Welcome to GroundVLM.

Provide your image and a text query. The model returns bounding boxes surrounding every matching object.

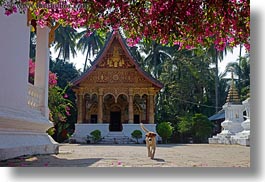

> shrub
[156,122,173,143]
[131,130,142,144]
[89,130,101,143]
[178,116,192,134]
[192,113,213,143]
[178,113,213,143]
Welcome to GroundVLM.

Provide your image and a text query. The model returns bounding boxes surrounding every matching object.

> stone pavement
[0,144,250,167]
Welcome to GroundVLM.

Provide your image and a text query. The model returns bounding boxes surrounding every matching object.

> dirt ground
[0,144,250,167]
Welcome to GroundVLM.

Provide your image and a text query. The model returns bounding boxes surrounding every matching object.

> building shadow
[0,155,102,167]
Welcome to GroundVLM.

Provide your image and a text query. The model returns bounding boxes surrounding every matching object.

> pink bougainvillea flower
[29,59,35,76]
[4,9,12,16]
[28,59,58,87]
[48,71,58,87]
[66,110,71,116]
[3,0,250,51]
[12,6,17,13]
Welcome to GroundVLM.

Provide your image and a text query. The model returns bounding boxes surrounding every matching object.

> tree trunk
[215,49,219,113]
[238,44,242,96]
[57,48,62,59]
[83,49,90,72]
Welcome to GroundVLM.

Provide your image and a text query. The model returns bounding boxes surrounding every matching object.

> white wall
[72,123,160,143]
[0,8,30,109]
[0,9,58,161]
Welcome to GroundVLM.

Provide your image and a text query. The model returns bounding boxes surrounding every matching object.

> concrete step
[98,132,134,144]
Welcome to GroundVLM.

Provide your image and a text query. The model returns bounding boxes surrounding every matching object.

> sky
[50,43,245,77]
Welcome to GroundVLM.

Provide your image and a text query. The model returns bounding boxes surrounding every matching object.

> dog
[140,123,156,159]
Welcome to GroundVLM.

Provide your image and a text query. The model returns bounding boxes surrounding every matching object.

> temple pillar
[35,26,50,118]
[128,94,134,124]
[98,90,103,123]
[0,14,28,109]
[149,94,155,124]
[77,93,84,123]
[146,96,149,123]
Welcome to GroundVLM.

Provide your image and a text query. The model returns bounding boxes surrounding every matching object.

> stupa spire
[226,71,241,104]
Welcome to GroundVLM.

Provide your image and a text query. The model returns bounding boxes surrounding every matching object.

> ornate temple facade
[71,31,163,143]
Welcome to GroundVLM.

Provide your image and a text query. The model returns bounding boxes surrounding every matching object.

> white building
[0,9,58,160]
[208,72,250,146]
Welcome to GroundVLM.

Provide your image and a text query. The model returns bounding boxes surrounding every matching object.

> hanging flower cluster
[1,0,250,51]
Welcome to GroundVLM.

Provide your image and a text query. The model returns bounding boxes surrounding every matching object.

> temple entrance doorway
[110,111,122,131]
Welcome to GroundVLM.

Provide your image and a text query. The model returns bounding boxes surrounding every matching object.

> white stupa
[209,72,244,144]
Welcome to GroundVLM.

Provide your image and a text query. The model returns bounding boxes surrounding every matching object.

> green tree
[178,113,213,143]
[50,58,80,88]
[131,130,143,144]
[141,41,173,79]
[77,30,105,72]
[206,45,232,113]
[156,122,173,144]
[54,26,78,62]
[178,116,192,135]
[157,48,216,119]
[177,115,193,143]
[192,114,213,143]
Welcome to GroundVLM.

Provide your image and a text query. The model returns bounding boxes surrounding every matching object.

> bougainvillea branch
[1,0,250,51]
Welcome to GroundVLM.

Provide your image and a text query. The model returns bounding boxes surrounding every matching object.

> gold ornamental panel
[98,41,134,69]
[83,68,152,86]
[103,88,129,101]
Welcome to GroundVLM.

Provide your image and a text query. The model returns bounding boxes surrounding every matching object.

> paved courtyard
[0,144,250,167]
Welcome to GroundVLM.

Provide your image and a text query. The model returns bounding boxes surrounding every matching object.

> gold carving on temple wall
[78,87,158,100]
[132,88,150,96]
[82,69,151,86]
[98,42,133,69]
[109,46,123,67]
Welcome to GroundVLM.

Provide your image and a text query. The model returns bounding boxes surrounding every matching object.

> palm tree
[224,54,250,100]
[142,41,175,79]
[77,30,105,72]
[54,26,78,62]
[236,44,250,98]
[157,48,215,118]
[207,45,232,113]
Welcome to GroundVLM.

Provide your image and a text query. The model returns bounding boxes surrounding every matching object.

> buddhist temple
[70,31,163,144]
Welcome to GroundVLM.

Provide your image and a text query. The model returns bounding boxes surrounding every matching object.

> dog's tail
[140,123,150,133]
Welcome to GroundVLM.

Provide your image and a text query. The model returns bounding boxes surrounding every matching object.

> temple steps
[99,132,134,144]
